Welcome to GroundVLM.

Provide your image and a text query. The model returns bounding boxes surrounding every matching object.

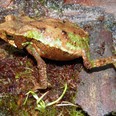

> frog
[0,15,115,90]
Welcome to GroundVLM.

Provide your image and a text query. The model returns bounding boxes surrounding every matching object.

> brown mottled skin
[0,15,115,89]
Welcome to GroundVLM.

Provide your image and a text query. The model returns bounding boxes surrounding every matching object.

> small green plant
[24,83,67,112]
[15,67,33,79]
[70,108,85,116]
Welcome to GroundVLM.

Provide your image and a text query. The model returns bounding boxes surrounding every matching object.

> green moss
[0,96,30,116]
[70,108,85,116]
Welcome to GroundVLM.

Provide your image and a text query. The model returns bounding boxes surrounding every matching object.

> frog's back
[24,17,90,56]
[0,15,90,60]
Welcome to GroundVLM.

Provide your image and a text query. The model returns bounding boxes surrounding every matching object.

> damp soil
[0,40,82,115]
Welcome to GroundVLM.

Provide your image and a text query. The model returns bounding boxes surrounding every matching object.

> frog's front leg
[82,51,116,69]
[26,43,48,90]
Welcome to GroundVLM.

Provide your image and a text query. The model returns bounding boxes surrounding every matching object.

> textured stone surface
[0,1,115,115]
[75,24,116,116]
[64,0,116,17]
[0,0,13,8]
[76,68,116,116]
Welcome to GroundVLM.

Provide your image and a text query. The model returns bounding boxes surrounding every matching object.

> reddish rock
[0,0,13,8]
[76,68,116,116]
[64,0,116,16]
[64,0,85,4]
[64,0,97,6]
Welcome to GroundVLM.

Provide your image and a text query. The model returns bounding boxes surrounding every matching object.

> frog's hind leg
[91,56,116,68]
[26,43,48,90]
[82,51,116,69]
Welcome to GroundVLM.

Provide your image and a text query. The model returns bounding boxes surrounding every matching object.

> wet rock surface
[75,18,116,116]
[76,68,116,116]
[64,0,116,17]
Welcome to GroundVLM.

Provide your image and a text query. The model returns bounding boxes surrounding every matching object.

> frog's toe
[47,82,52,88]
[32,82,51,90]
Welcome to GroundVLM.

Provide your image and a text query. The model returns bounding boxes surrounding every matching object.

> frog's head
[0,30,16,47]
[0,30,8,42]
[0,15,34,49]
[0,15,16,46]
[0,30,30,49]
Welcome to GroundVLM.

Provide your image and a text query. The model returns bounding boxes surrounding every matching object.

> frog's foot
[35,64,51,90]
[92,56,116,68]
[82,51,116,69]
[84,56,116,69]
[32,81,51,91]
[26,43,49,90]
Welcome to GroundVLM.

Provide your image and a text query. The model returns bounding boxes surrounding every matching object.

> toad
[0,15,115,89]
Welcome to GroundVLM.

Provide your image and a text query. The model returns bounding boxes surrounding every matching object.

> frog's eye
[62,30,67,35]
[6,35,17,47]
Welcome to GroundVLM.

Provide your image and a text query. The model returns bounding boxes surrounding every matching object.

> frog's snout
[0,30,8,42]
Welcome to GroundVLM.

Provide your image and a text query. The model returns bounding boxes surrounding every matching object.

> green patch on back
[66,32,84,50]
[66,42,81,50]
[24,30,62,47]
[50,38,62,47]
[68,32,81,43]
[67,32,90,50]
[24,30,43,41]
